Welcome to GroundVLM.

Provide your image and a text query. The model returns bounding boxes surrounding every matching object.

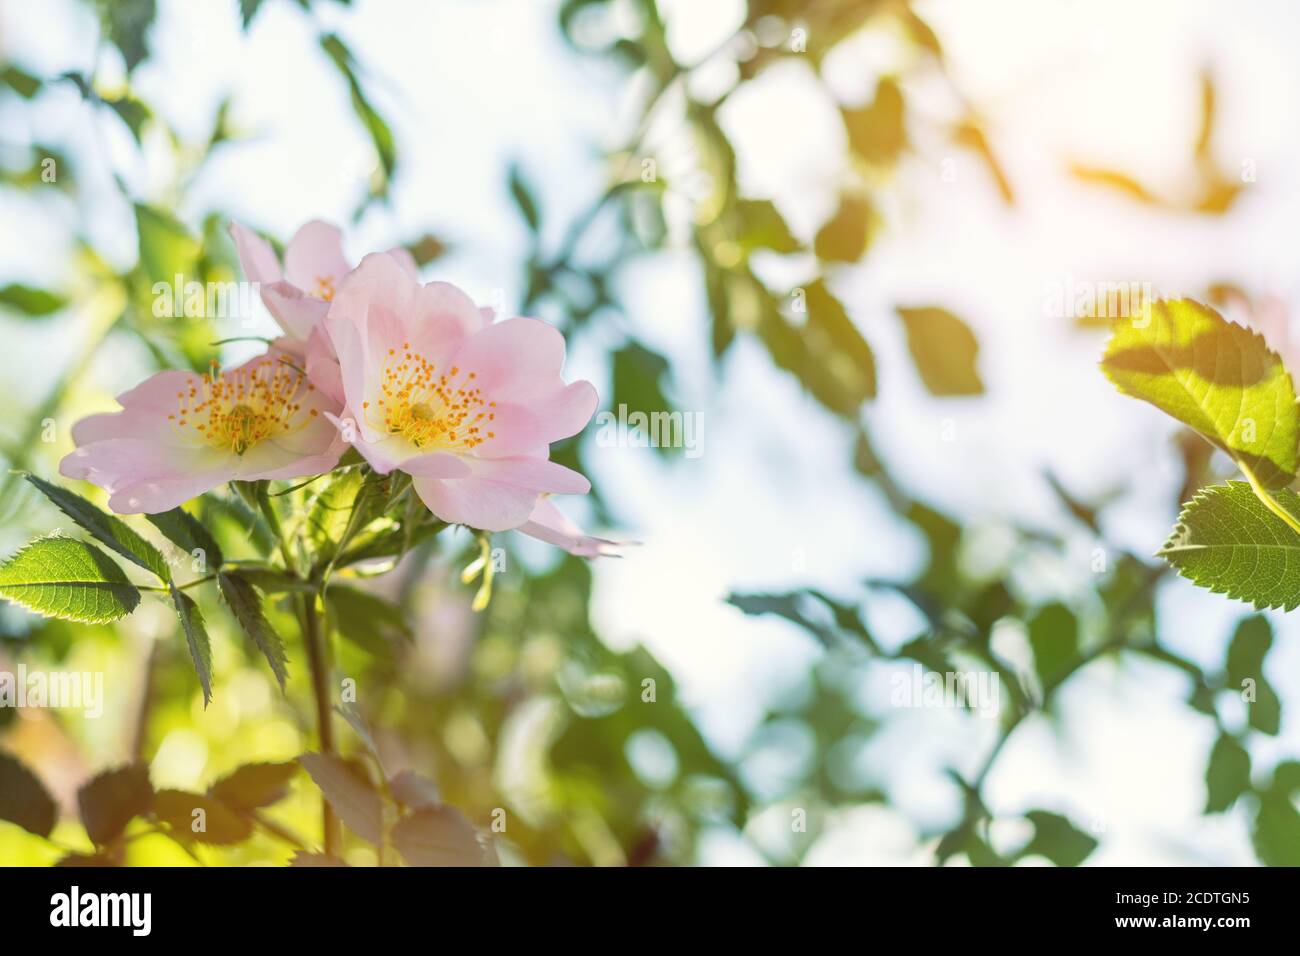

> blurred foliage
[0,0,1292,868]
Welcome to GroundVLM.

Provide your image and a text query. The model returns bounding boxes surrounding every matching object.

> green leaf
[208,761,298,812]
[1205,733,1251,813]
[1027,603,1079,691]
[735,199,799,254]
[217,572,287,690]
[1019,810,1098,867]
[611,343,677,457]
[169,584,214,706]
[842,76,906,168]
[319,34,396,195]
[238,0,266,29]
[762,281,875,417]
[1226,615,1281,735]
[508,162,542,233]
[152,790,253,845]
[25,475,169,580]
[896,306,984,396]
[391,806,496,867]
[0,751,58,838]
[135,204,201,285]
[145,507,224,571]
[226,567,314,594]
[1159,481,1300,610]
[298,752,383,845]
[1102,298,1299,488]
[0,535,140,623]
[308,468,365,557]
[327,585,412,659]
[0,65,42,99]
[814,194,875,263]
[96,0,156,73]
[0,283,65,316]
[78,764,153,845]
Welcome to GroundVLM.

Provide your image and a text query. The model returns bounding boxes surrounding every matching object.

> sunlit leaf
[814,194,875,263]
[1102,298,1299,488]
[896,306,983,396]
[842,77,906,168]
[25,474,170,581]
[735,198,799,254]
[1160,482,1300,610]
[0,535,140,624]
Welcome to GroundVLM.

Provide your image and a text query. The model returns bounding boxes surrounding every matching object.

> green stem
[1240,462,1300,537]
[254,480,340,855]
[300,590,340,855]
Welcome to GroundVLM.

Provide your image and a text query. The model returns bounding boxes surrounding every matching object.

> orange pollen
[173,355,311,455]
[365,345,491,452]
[314,275,336,301]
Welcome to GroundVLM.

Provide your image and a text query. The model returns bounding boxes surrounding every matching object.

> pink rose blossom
[60,350,346,514]
[318,253,609,549]
[230,219,417,350]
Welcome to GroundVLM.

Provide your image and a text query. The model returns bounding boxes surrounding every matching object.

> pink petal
[305,325,345,403]
[385,246,419,277]
[479,381,598,455]
[262,281,330,343]
[469,456,590,494]
[516,497,623,557]
[412,476,539,531]
[404,452,474,479]
[62,352,345,514]
[284,220,350,296]
[448,317,569,402]
[230,222,282,285]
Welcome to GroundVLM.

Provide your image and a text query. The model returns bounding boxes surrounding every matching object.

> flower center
[170,356,318,456]
[314,276,336,301]
[363,343,496,452]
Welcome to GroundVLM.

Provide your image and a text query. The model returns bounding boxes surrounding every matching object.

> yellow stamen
[365,344,493,452]
[174,355,313,456]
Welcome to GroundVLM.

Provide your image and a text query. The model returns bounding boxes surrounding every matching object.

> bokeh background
[2,0,1300,865]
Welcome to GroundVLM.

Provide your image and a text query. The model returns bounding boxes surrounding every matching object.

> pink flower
[60,350,346,514]
[230,220,417,350]
[319,253,607,547]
